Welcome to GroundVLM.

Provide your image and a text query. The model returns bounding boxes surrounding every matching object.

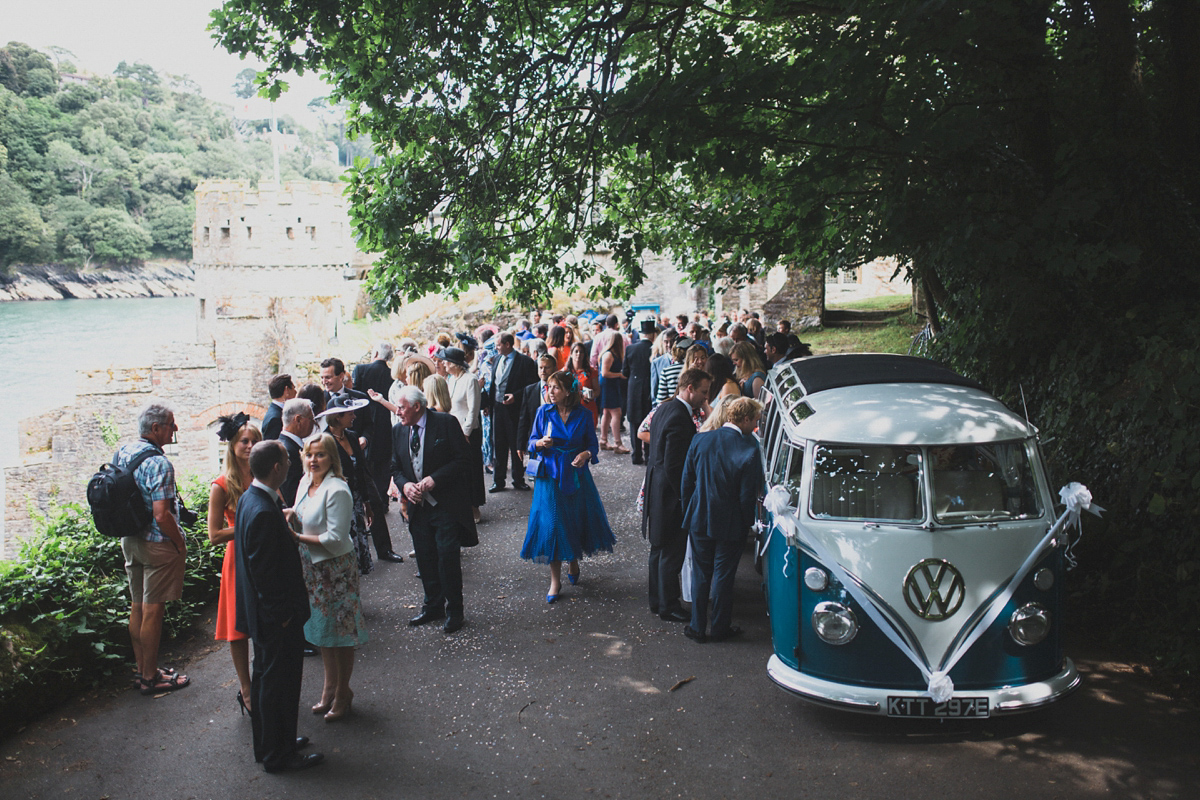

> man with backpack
[113,403,191,695]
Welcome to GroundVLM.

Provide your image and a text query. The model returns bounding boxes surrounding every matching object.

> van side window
[810,444,923,523]
[786,445,805,505]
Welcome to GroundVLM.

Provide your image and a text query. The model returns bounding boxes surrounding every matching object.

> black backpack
[86,446,160,538]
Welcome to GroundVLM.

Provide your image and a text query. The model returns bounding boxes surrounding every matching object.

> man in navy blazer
[680,397,765,643]
[642,368,711,622]
[261,374,295,440]
[391,385,478,634]
[622,320,658,465]
[235,440,323,773]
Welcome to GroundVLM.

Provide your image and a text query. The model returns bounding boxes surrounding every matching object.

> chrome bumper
[766,655,1081,717]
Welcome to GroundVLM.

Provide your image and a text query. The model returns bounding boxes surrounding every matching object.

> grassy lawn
[800,313,925,355]
[826,294,913,311]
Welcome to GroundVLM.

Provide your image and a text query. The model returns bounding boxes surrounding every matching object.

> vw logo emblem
[903,559,965,621]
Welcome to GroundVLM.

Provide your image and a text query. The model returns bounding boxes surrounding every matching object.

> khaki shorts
[122,538,185,605]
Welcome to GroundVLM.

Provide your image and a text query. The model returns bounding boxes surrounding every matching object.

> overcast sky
[4,0,329,124]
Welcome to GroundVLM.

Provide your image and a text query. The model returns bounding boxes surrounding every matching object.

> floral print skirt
[300,547,369,648]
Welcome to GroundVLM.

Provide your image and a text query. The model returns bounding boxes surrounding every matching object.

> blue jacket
[681,426,764,540]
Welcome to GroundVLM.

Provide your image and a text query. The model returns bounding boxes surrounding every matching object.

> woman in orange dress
[547,325,571,372]
[569,342,598,425]
[207,413,261,713]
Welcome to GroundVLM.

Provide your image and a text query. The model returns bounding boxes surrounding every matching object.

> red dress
[212,474,249,642]
[573,368,598,425]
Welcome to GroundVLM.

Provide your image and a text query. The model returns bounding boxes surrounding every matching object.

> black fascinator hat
[215,412,250,442]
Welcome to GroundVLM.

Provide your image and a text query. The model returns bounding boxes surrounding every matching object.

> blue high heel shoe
[567,571,579,586]
[546,593,559,604]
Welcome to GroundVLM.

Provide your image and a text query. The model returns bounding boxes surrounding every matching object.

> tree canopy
[211,0,1200,673]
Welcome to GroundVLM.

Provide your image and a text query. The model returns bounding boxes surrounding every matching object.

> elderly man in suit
[680,397,765,643]
[278,398,315,507]
[488,332,538,492]
[642,368,711,622]
[235,440,323,773]
[352,342,404,563]
[518,355,556,455]
[392,384,478,634]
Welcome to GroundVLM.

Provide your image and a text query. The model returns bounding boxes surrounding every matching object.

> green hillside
[0,41,355,270]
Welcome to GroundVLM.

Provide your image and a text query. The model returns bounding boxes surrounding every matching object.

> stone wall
[0,339,272,559]
[713,264,825,329]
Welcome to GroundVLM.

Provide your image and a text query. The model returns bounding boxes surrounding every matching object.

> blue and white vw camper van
[756,354,1084,717]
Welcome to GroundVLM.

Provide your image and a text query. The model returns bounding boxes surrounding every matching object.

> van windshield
[930,442,1043,523]
[810,444,923,523]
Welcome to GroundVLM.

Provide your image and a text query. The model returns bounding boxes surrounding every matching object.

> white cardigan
[447,371,481,437]
[293,474,354,563]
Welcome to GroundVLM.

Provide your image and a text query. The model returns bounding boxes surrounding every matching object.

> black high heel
[236,691,249,716]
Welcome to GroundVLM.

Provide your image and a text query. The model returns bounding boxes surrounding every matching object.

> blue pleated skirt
[520,472,615,564]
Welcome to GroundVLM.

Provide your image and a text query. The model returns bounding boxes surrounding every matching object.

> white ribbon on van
[763,483,1100,704]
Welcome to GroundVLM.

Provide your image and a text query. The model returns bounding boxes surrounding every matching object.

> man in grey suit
[680,397,765,643]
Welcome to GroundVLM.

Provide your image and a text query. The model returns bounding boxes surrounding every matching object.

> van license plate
[886,696,989,718]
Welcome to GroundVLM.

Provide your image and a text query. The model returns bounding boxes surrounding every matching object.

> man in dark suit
[352,342,404,562]
[680,397,765,643]
[391,385,478,634]
[278,398,315,507]
[517,355,556,456]
[623,320,658,465]
[642,368,711,622]
[262,374,295,440]
[235,440,323,774]
[487,332,538,492]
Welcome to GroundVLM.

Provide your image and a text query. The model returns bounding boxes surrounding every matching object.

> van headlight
[1009,603,1051,646]
[812,601,858,645]
[804,567,829,591]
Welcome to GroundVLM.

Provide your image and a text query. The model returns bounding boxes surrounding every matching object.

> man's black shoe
[683,626,707,643]
[488,484,507,493]
[659,609,690,623]
[378,551,405,563]
[409,610,446,626]
[513,482,531,491]
[264,752,324,773]
[709,626,744,643]
[296,736,310,749]
[631,457,645,466]
[443,616,465,634]
[302,642,319,657]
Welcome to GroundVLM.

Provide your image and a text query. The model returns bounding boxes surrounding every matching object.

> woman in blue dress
[521,371,616,602]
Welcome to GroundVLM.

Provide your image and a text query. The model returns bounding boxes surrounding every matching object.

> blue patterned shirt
[113,439,176,542]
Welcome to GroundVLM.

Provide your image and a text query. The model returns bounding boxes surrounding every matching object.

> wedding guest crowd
[109,303,804,774]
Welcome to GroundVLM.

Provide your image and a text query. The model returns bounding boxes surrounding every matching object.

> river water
[0,296,197,468]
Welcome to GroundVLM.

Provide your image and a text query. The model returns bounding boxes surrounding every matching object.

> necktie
[410,425,420,461]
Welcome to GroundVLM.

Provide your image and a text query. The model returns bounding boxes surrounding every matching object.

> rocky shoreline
[0,263,194,302]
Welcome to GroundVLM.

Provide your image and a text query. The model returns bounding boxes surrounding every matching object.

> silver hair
[282,397,315,426]
[527,338,547,357]
[395,384,428,409]
[714,336,735,356]
[374,341,394,361]
[138,403,174,436]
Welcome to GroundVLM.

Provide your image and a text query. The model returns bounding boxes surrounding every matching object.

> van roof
[780,354,983,394]
[766,354,1032,445]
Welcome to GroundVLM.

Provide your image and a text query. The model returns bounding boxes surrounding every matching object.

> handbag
[525,453,545,480]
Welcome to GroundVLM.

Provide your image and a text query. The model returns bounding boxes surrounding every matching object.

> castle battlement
[192,179,355,270]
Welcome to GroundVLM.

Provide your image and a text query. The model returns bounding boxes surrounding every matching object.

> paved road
[1,455,1196,799]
